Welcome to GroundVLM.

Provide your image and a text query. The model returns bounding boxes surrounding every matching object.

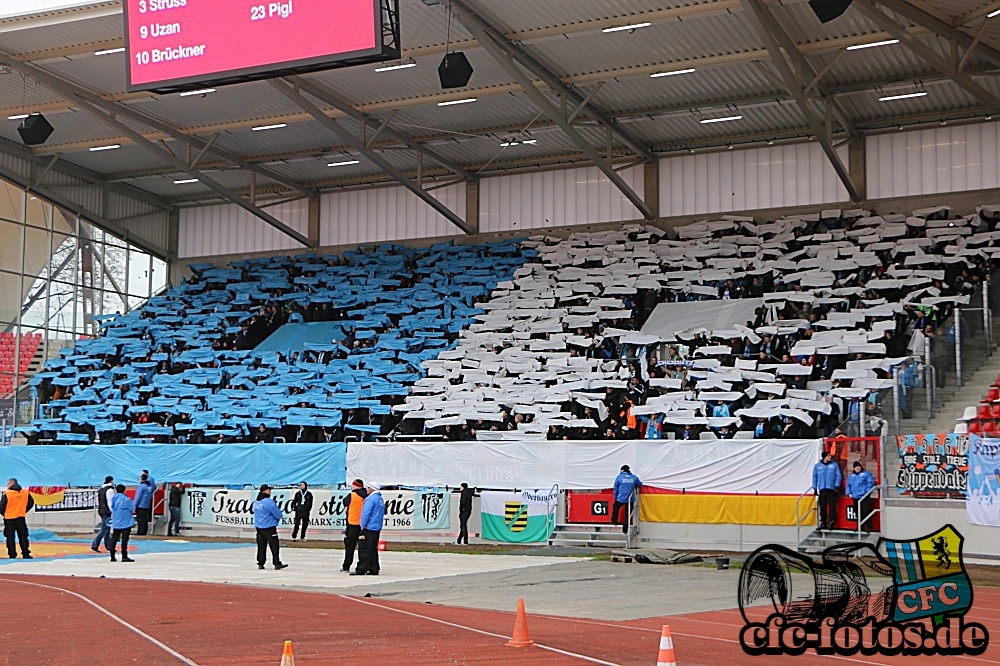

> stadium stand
[0,333,42,398]
[17,205,1000,446]
[21,241,528,444]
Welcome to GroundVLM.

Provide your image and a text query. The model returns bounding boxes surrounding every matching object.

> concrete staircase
[798,529,881,554]
[548,523,629,549]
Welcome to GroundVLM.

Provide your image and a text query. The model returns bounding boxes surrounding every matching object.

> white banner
[181,488,450,531]
[346,439,820,493]
[967,435,1000,527]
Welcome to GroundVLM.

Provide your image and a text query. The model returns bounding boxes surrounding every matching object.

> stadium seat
[978,405,991,420]
[986,388,1000,403]
[960,405,978,421]
[968,421,982,434]
[983,420,996,435]
[954,423,968,434]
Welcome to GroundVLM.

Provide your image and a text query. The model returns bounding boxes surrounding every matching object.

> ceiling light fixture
[879,91,927,101]
[94,47,125,56]
[847,39,899,50]
[522,139,537,145]
[651,68,695,78]
[700,115,742,124]
[376,60,416,72]
[174,178,198,184]
[602,22,651,33]
[327,160,360,167]
[251,123,287,131]
[179,88,216,97]
[8,113,29,120]
[437,97,476,106]
[989,9,1000,17]
[89,144,120,151]
[500,141,519,147]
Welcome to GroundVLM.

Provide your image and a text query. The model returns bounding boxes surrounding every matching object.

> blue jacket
[845,470,875,499]
[111,493,136,530]
[812,461,843,491]
[252,496,283,529]
[359,491,385,531]
[134,481,153,509]
[613,471,642,502]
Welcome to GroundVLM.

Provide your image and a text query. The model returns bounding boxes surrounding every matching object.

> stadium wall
[883,498,1000,560]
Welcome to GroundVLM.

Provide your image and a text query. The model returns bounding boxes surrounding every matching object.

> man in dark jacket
[134,473,154,536]
[290,482,313,540]
[456,483,477,545]
[91,475,115,552]
[341,479,367,572]
[812,453,843,530]
[167,482,184,537]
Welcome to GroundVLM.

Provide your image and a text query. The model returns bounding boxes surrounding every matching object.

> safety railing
[853,485,880,543]
[795,486,817,545]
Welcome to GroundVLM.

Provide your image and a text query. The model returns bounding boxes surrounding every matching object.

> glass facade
[0,179,166,437]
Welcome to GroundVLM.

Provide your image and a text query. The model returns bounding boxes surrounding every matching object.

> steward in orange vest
[341,480,368,573]
[0,478,34,559]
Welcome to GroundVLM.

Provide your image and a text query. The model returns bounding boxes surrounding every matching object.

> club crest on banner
[504,502,528,532]
[879,525,972,624]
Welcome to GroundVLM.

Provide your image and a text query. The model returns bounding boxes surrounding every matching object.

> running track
[0,575,996,665]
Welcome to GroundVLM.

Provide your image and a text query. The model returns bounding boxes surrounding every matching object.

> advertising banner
[480,489,557,543]
[31,488,98,512]
[181,487,450,531]
[896,433,969,495]
[967,434,1000,527]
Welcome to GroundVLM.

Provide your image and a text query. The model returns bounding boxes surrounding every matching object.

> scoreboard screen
[124,0,397,93]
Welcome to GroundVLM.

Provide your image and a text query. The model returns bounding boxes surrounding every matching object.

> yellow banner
[639,493,814,526]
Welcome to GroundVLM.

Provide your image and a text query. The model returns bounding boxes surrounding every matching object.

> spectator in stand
[813,453,842,531]
[290,482,313,541]
[456,482,476,545]
[845,462,876,533]
[167,482,184,537]
[341,479,367,573]
[252,485,287,570]
[134,473,154,536]
[91,475,115,553]
[109,484,135,562]
[611,465,642,535]
[1,478,33,559]
[352,482,384,576]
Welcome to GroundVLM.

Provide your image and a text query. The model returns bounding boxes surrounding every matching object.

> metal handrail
[853,485,880,542]
[545,482,559,544]
[795,486,817,545]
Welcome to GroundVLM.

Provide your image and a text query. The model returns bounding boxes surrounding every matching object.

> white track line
[0,577,199,666]
[339,595,622,666]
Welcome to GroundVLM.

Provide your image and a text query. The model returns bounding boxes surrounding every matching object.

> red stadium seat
[986,388,1000,403]
[984,420,997,435]
[990,404,1000,419]
[978,405,991,420]
[969,420,982,434]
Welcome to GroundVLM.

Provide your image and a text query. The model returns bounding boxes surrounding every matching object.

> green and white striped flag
[481,490,557,543]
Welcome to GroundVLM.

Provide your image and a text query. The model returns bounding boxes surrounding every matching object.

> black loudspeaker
[438,51,473,89]
[808,0,853,23]
[17,114,54,146]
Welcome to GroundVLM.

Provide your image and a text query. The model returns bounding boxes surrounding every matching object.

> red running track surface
[0,574,997,665]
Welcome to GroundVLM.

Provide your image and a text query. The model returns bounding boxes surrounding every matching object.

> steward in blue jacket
[109,484,135,562]
[812,453,842,530]
[133,473,153,536]
[353,484,385,576]
[252,485,286,570]
[611,466,642,534]
[845,462,876,532]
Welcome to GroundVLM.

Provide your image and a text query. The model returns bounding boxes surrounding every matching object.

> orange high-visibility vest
[347,490,365,526]
[3,489,29,519]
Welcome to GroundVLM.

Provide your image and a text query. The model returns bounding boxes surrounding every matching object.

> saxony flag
[481,490,557,543]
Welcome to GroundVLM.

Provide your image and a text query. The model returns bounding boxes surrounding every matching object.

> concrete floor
[0,546,575,592]
[364,559,742,620]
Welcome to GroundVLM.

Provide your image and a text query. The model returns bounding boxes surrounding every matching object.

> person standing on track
[109,484,136,562]
[456,482,477,545]
[167,482,184,537]
[351,482,384,576]
[611,465,642,535]
[91,475,115,553]
[341,479,367,573]
[1,478,33,559]
[290,482,313,541]
[134,473,154,536]
[252,485,287,570]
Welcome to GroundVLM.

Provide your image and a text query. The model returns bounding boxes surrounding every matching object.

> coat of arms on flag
[504,502,528,532]
[879,524,973,624]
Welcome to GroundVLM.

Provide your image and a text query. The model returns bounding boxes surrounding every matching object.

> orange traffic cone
[656,625,676,666]
[506,598,535,647]
[279,640,295,666]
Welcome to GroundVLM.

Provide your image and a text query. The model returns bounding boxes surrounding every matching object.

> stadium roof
[0,0,998,243]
